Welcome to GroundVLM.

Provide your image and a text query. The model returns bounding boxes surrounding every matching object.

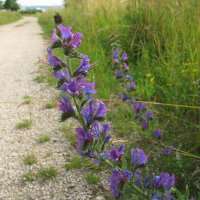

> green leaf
[184,185,189,200]
[172,187,183,200]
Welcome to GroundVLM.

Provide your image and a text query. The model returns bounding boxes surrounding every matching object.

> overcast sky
[17,0,63,6]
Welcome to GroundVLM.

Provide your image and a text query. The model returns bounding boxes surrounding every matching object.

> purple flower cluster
[45,25,182,199]
[109,169,133,197]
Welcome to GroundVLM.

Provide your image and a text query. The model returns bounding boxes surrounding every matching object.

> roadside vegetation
[38,0,200,198]
[0,11,21,25]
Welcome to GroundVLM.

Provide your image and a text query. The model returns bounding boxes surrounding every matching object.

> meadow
[38,0,200,198]
[0,11,21,25]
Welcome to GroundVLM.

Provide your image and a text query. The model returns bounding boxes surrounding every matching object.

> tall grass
[38,0,200,196]
[0,11,21,25]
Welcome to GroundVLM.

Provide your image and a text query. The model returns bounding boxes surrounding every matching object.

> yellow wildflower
[150,77,154,82]
[146,73,152,77]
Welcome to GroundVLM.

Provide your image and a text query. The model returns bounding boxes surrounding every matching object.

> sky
[17,0,63,6]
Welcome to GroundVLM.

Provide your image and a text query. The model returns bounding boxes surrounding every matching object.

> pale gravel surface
[0,17,106,200]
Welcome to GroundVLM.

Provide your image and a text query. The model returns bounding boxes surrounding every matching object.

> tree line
[0,0,20,11]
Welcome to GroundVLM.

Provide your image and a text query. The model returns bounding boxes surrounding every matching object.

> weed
[16,119,32,129]
[37,167,57,180]
[45,102,56,109]
[34,75,45,83]
[22,171,36,182]
[85,173,100,184]
[37,135,51,143]
[45,152,53,158]
[23,154,37,165]
[65,156,93,170]
[23,95,31,104]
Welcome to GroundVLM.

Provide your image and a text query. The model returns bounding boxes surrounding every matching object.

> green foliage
[16,119,32,129]
[0,1,3,9]
[37,135,51,143]
[65,156,93,170]
[23,95,31,104]
[0,11,21,25]
[22,171,36,182]
[45,101,56,109]
[85,173,100,184]
[37,167,57,180]
[23,154,37,165]
[4,0,20,11]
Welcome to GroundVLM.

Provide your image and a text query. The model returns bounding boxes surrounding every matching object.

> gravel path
[0,17,105,200]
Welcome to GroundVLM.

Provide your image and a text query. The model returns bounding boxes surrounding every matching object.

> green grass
[22,171,36,182]
[65,155,94,170]
[22,167,57,182]
[23,95,31,104]
[0,11,22,25]
[16,119,32,129]
[23,154,37,165]
[37,167,57,180]
[37,135,51,143]
[45,152,53,158]
[45,101,56,109]
[85,173,100,184]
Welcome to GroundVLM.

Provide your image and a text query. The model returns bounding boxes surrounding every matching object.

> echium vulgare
[46,25,185,199]
[111,48,178,156]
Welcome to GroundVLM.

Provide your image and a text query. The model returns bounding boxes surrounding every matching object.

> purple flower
[163,145,175,155]
[137,149,148,165]
[82,82,96,99]
[113,58,119,64]
[142,120,148,130]
[102,123,110,135]
[115,70,123,78]
[122,63,129,72]
[82,99,96,125]
[51,29,58,43]
[154,129,163,138]
[110,149,119,161]
[76,54,90,73]
[47,49,63,68]
[58,24,73,41]
[91,121,101,139]
[63,78,80,96]
[96,99,107,118]
[70,32,83,48]
[130,81,136,91]
[121,52,128,60]
[76,127,93,147]
[125,75,133,80]
[109,169,132,197]
[109,145,125,161]
[58,94,73,115]
[113,49,119,59]
[121,92,129,101]
[53,69,70,81]
[153,173,175,190]
[146,111,154,120]
[135,169,142,185]
[139,104,147,111]
[103,135,111,145]
[133,102,140,112]
[131,148,148,166]
[82,99,107,125]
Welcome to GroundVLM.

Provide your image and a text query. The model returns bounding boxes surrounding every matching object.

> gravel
[0,17,107,200]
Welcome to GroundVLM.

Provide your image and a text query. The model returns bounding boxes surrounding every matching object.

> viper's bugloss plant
[46,25,195,199]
